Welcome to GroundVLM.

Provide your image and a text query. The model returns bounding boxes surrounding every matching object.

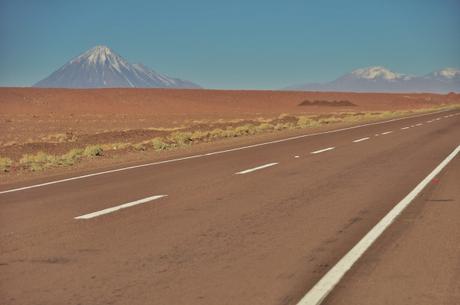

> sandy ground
[2,88,458,143]
[1,87,459,183]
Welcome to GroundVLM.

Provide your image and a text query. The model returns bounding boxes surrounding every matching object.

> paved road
[324,155,460,305]
[1,110,459,305]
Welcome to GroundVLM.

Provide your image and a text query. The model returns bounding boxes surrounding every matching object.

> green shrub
[132,143,147,151]
[59,148,84,166]
[191,130,210,141]
[318,117,342,125]
[274,123,287,131]
[169,131,193,146]
[209,128,226,138]
[255,123,273,132]
[297,116,320,128]
[222,128,238,138]
[0,157,13,172]
[83,145,103,157]
[150,137,169,150]
[19,152,56,171]
[234,124,256,136]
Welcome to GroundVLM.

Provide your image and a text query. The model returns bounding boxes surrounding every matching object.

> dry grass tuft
[83,145,103,157]
[0,157,13,172]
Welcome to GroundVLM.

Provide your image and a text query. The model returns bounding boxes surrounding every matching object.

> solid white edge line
[235,162,278,175]
[352,137,370,143]
[74,194,167,220]
[296,144,460,305]
[0,109,456,195]
[311,147,335,154]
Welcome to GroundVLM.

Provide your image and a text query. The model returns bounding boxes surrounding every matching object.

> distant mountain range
[34,45,201,89]
[33,47,459,92]
[285,66,460,93]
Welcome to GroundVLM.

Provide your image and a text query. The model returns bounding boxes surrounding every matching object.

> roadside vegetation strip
[0,109,456,195]
[296,144,460,305]
[74,195,167,219]
[0,157,13,173]
[4,107,458,174]
[235,162,278,175]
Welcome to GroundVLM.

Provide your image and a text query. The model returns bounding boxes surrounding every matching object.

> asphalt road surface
[1,110,459,305]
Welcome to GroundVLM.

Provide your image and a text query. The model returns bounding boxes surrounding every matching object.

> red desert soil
[2,88,457,115]
[2,87,458,135]
[0,88,459,183]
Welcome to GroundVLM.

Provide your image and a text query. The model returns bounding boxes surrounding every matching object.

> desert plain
[1,87,459,183]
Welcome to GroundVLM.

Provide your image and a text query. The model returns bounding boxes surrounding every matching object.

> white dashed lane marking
[311,147,335,154]
[75,195,168,220]
[235,162,279,175]
[352,137,370,143]
[296,145,460,305]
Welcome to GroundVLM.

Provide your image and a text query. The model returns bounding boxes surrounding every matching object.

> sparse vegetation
[132,143,147,151]
[17,145,103,171]
[298,99,356,107]
[59,148,84,166]
[101,142,131,151]
[2,104,459,175]
[41,132,77,143]
[234,124,257,136]
[255,123,274,132]
[168,131,193,146]
[296,116,320,128]
[0,157,13,172]
[150,137,170,150]
[19,152,56,171]
[209,128,226,138]
[191,130,210,142]
[83,145,103,157]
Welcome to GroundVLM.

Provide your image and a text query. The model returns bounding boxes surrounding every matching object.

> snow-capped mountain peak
[86,46,115,64]
[34,45,200,89]
[69,45,131,73]
[285,66,460,93]
[350,66,406,80]
[431,67,460,79]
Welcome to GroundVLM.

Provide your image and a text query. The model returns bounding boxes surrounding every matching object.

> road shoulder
[324,155,460,305]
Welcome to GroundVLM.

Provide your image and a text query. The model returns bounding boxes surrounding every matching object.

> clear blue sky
[1,0,459,89]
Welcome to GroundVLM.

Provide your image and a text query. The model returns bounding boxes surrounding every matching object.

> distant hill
[285,66,460,93]
[34,45,201,89]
